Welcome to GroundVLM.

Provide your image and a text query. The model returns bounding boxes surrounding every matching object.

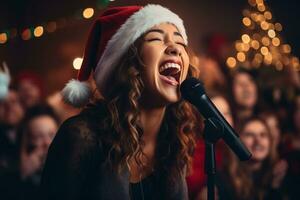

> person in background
[231,68,259,125]
[281,91,300,200]
[216,117,287,200]
[1,104,59,200]
[16,71,44,110]
[0,89,24,175]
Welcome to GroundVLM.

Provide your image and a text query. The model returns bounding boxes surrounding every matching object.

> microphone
[180,77,251,161]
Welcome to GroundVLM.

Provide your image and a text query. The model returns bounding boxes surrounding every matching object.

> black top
[40,102,188,200]
[130,174,156,200]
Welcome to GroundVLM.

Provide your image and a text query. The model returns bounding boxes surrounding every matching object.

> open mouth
[159,62,181,85]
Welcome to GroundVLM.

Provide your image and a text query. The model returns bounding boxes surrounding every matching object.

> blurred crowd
[0,34,299,200]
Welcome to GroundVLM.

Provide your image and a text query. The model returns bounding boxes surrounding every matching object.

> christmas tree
[226,0,300,72]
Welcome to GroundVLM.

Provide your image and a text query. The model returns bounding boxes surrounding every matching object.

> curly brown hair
[91,37,200,180]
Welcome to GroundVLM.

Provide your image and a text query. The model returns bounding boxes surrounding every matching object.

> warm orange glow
[251,40,260,49]
[262,37,270,46]
[275,23,282,31]
[21,29,31,40]
[260,21,269,30]
[237,52,246,62]
[257,4,266,12]
[242,34,250,43]
[248,0,256,6]
[226,57,237,68]
[34,26,44,37]
[242,17,251,26]
[0,33,7,44]
[261,46,269,55]
[282,44,291,53]
[268,29,276,38]
[83,8,94,19]
[73,57,83,70]
[272,37,280,46]
[264,11,272,20]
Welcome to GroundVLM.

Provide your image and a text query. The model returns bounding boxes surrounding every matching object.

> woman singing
[41,4,200,200]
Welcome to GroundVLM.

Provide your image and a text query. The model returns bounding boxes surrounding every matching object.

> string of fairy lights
[0,0,114,45]
[226,0,300,71]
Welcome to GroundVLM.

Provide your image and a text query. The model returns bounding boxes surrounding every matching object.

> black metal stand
[203,118,224,200]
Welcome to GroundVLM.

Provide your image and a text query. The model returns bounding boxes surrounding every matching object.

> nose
[165,43,181,56]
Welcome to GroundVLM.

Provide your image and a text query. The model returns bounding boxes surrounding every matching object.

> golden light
[257,4,266,12]
[34,26,44,37]
[46,21,57,33]
[73,57,83,70]
[268,23,275,30]
[242,17,251,26]
[275,23,282,31]
[291,57,300,68]
[237,52,246,62]
[21,29,32,40]
[261,37,270,46]
[235,42,244,51]
[243,43,250,51]
[248,0,256,6]
[226,57,237,68]
[282,44,291,53]
[256,0,264,4]
[242,34,251,43]
[268,29,276,38]
[275,61,283,71]
[260,21,269,30]
[272,37,280,46]
[250,13,258,21]
[264,11,272,20]
[0,33,7,44]
[264,53,273,65]
[261,46,269,55]
[83,8,94,19]
[251,40,260,49]
[256,14,265,22]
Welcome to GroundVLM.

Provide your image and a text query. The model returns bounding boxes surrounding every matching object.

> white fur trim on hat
[94,4,187,95]
[61,79,92,107]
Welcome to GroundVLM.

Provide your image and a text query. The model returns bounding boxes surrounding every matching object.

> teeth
[159,62,181,73]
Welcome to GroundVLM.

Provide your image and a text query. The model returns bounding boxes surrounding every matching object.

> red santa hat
[62,4,188,107]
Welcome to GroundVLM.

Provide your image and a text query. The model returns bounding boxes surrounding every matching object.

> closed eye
[176,42,187,48]
[147,38,162,42]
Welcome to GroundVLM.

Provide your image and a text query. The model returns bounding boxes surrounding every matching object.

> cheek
[241,137,253,149]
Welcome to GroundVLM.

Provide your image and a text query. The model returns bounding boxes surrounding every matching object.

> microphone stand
[203,118,225,200]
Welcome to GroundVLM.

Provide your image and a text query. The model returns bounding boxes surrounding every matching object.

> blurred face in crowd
[240,120,270,162]
[18,79,41,109]
[140,23,189,106]
[211,96,234,127]
[0,90,24,126]
[27,115,58,157]
[232,72,257,109]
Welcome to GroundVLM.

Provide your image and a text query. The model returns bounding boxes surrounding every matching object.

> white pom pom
[61,79,92,107]
[0,62,10,100]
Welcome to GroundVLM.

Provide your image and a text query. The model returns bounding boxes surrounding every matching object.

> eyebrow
[145,29,183,38]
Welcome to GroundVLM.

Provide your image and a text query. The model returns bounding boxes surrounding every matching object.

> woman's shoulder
[57,100,111,145]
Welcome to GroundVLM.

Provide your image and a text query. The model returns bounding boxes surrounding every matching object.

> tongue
[165,76,177,82]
